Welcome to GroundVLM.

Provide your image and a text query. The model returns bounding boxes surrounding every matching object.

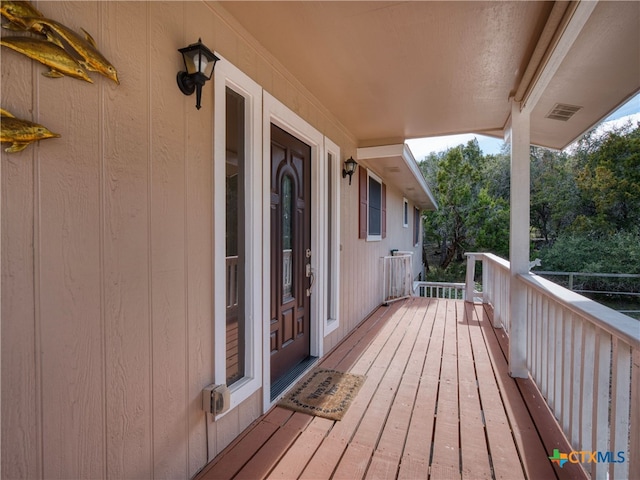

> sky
[406,92,640,161]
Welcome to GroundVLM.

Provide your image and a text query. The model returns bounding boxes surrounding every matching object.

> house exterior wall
[1,2,424,478]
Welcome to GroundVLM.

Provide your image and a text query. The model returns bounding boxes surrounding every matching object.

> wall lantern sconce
[177,38,220,110]
[342,156,358,185]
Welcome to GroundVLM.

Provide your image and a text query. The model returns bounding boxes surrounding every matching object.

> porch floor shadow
[195,297,586,480]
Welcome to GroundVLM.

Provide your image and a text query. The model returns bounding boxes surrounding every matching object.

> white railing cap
[465,252,510,270]
[520,273,640,349]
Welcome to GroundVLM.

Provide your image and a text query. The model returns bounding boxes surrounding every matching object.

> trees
[421,139,509,268]
[529,147,579,244]
[419,122,639,280]
[572,123,640,234]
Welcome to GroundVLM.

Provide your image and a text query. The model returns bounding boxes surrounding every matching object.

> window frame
[413,206,421,247]
[324,139,341,336]
[367,170,383,242]
[403,198,409,228]
[213,54,263,417]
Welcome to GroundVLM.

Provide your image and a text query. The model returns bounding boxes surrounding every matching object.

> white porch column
[508,100,530,378]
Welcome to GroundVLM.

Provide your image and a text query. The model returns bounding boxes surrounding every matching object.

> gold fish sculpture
[0,0,43,31]
[1,36,92,83]
[1,108,60,153]
[23,16,119,84]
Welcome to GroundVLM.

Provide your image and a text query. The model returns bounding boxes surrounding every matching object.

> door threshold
[270,356,318,402]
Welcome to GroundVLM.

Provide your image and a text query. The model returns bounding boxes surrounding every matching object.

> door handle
[306,264,315,297]
[305,250,313,295]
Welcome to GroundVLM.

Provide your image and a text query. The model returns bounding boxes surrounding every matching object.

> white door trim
[262,93,326,411]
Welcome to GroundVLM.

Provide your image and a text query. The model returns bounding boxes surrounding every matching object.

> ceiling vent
[546,103,582,121]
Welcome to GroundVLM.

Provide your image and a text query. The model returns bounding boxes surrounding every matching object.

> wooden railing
[413,281,465,300]
[534,270,640,318]
[465,253,511,332]
[465,252,639,480]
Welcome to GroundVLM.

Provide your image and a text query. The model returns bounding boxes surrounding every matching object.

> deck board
[466,303,525,480]
[334,303,426,478]
[368,305,433,478]
[299,303,414,479]
[430,301,461,476]
[457,302,493,480]
[398,300,445,480]
[196,297,587,480]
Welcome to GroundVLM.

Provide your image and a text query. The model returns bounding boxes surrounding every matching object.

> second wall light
[342,157,358,185]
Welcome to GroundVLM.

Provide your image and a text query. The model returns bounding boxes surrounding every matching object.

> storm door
[270,124,312,386]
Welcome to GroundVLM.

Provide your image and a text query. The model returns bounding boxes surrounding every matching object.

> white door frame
[262,93,326,411]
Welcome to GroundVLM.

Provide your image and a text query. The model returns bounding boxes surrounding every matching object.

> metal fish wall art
[1,108,60,153]
[1,36,92,82]
[0,0,43,31]
[23,16,119,84]
[1,1,119,84]
[1,0,122,154]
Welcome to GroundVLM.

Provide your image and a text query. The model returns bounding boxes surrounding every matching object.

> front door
[270,124,311,386]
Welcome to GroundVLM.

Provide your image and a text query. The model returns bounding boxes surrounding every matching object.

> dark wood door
[270,124,311,385]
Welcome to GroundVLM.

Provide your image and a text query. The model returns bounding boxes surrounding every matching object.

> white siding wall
[1,1,425,477]
[325,176,423,352]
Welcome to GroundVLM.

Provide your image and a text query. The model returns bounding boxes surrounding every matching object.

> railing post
[482,256,489,304]
[508,99,529,379]
[465,254,476,303]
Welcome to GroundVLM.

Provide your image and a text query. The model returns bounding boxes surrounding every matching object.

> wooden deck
[196,297,587,480]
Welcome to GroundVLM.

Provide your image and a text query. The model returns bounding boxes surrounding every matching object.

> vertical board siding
[0,1,406,478]
[1,36,39,478]
[149,4,188,477]
[186,2,216,474]
[103,2,154,478]
[37,1,105,476]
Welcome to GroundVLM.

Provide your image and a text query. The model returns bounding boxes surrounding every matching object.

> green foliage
[530,147,580,243]
[421,138,511,269]
[424,262,467,283]
[572,123,640,233]
[467,188,510,258]
[422,141,483,268]
[418,124,640,285]
[536,229,640,292]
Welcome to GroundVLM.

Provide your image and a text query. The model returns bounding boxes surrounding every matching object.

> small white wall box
[202,384,230,415]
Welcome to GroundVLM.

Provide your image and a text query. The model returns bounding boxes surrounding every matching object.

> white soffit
[219,1,639,151]
[357,144,437,211]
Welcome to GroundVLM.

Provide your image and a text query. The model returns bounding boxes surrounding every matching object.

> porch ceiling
[218,1,639,151]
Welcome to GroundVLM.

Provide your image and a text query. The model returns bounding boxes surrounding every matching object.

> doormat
[278,368,366,421]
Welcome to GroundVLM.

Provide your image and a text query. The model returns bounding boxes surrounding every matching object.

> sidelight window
[225,88,246,386]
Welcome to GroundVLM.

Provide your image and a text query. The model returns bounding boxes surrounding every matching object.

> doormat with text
[278,368,366,421]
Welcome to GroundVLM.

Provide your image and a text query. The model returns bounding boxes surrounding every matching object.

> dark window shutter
[359,166,368,239]
[381,182,387,238]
